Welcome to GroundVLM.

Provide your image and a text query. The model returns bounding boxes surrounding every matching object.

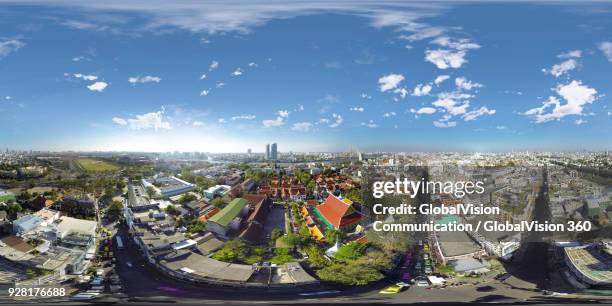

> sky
[0,0,611,153]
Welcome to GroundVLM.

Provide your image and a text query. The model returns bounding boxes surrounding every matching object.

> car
[396,282,410,288]
[416,279,429,287]
[495,273,511,282]
[70,293,99,300]
[126,261,133,268]
[423,253,429,260]
[379,285,404,294]
[476,285,496,292]
[424,266,433,274]
[424,244,430,252]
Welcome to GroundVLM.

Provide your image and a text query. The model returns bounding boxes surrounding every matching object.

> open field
[76,159,120,172]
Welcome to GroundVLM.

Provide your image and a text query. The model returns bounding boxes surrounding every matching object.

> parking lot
[0,257,26,284]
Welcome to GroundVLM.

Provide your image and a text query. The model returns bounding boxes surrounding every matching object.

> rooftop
[208,198,247,227]
[565,244,612,285]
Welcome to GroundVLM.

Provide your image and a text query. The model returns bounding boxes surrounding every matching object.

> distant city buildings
[265,143,278,161]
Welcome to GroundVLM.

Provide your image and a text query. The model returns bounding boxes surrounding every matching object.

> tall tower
[271,143,278,161]
[265,144,270,160]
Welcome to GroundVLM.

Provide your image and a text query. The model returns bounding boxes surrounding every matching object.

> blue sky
[0,1,611,152]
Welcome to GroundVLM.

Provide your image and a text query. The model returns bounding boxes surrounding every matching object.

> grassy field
[76,159,120,172]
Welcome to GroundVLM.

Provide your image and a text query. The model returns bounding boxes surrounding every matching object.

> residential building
[206,198,249,239]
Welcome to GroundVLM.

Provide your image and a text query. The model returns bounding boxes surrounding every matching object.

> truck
[116,236,124,250]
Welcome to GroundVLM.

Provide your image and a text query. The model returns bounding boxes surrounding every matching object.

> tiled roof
[315,194,361,229]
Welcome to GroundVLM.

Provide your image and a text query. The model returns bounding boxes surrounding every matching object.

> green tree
[334,242,368,262]
[145,186,157,199]
[307,180,316,192]
[271,248,294,265]
[355,251,392,271]
[212,239,247,263]
[316,262,384,285]
[107,200,123,220]
[271,227,283,240]
[165,205,180,216]
[278,233,302,248]
[178,193,197,204]
[344,189,362,203]
[305,245,328,268]
[186,220,206,233]
[211,197,225,208]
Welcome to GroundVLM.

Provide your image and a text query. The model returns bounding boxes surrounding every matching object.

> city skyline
[0,1,611,152]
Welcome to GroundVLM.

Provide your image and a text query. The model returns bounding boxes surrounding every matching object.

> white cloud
[291,122,313,132]
[412,83,432,96]
[5,96,11,100]
[462,106,495,121]
[434,75,450,85]
[61,20,109,32]
[193,121,204,126]
[394,87,409,99]
[425,37,479,70]
[433,120,456,128]
[42,2,448,38]
[425,49,468,69]
[87,81,108,92]
[262,117,284,128]
[496,125,506,130]
[218,118,226,124]
[378,74,405,92]
[360,93,372,99]
[598,41,612,62]
[278,110,290,118]
[200,74,207,80]
[558,50,581,59]
[349,107,364,112]
[248,62,258,67]
[437,91,473,100]
[200,89,210,96]
[231,114,256,120]
[215,82,225,88]
[73,73,98,81]
[363,120,377,128]
[433,98,469,116]
[128,75,161,84]
[397,26,445,42]
[71,56,90,62]
[383,111,396,117]
[524,80,598,123]
[112,117,127,125]
[455,77,483,91]
[330,113,343,128]
[122,109,171,130]
[542,59,578,78]
[209,60,219,71]
[0,39,25,58]
[318,118,330,124]
[232,68,243,76]
[574,119,587,125]
[431,36,480,51]
[415,107,436,115]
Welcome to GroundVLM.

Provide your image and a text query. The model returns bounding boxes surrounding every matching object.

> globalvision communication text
[371,179,592,233]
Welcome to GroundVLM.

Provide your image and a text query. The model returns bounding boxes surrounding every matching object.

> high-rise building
[271,143,278,161]
[265,144,270,160]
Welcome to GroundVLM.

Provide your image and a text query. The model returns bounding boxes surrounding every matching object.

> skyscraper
[265,144,270,160]
[271,143,278,161]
